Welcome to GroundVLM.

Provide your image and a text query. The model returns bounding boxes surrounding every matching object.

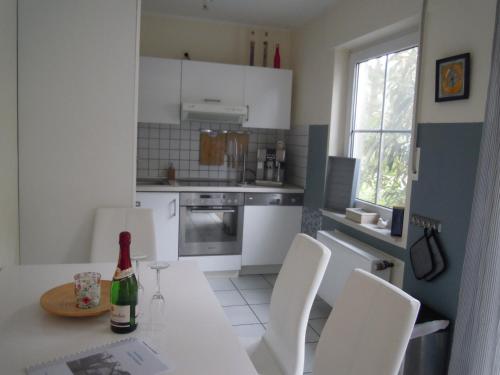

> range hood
[181,102,248,123]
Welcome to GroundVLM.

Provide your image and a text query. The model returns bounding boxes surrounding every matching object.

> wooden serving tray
[40,280,111,318]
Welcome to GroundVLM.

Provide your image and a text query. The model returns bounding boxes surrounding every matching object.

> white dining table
[0,261,258,375]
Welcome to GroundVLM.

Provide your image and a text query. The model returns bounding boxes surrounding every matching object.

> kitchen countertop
[136,179,305,194]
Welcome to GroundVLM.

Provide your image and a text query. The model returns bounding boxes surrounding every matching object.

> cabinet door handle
[246,105,250,122]
[136,201,141,207]
[169,199,177,218]
[203,98,221,103]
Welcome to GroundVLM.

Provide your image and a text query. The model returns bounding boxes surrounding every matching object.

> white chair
[90,208,157,262]
[313,269,420,375]
[242,233,331,375]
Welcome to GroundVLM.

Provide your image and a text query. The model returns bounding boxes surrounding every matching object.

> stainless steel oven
[179,192,244,256]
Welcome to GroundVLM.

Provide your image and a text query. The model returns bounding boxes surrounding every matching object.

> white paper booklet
[26,338,170,375]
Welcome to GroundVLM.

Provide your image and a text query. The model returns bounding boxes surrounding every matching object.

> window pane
[352,132,380,204]
[377,133,411,207]
[383,47,418,130]
[353,55,387,130]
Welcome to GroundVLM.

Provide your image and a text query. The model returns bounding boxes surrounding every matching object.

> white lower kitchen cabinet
[136,192,179,262]
[242,206,303,266]
[179,255,242,272]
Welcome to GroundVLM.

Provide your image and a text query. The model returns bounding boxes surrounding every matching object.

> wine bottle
[273,43,281,69]
[110,231,138,333]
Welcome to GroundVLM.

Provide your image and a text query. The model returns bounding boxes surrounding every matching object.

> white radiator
[317,230,403,307]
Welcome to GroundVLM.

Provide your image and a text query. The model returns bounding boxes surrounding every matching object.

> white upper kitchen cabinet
[243,67,292,129]
[181,60,245,106]
[136,192,179,262]
[138,57,181,124]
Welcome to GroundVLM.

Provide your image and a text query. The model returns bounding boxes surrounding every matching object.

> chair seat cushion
[240,337,284,375]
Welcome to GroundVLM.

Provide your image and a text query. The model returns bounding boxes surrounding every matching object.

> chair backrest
[263,233,331,375]
[90,208,157,262]
[314,269,420,375]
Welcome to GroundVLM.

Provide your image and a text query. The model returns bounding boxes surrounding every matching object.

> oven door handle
[190,208,236,214]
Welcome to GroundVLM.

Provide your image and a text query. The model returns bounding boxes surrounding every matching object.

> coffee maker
[275,141,286,183]
[256,148,266,180]
[255,141,286,186]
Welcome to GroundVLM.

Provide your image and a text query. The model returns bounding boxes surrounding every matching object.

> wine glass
[131,253,147,293]
[131,254,147,316]
[148,261,170,335]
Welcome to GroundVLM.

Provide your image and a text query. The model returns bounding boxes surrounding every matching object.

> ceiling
[141,0,338,28]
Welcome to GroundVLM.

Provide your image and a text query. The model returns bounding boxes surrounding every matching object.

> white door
[243,67,292,129]
[136,192,179,262]
[138,57,181,124]
[242,206,302,266]
[181,60,245,106]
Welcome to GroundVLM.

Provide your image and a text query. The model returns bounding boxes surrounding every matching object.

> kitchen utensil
[200,130,226,166]
[226,132,249,169]
[410,230,434,279]
[424,229,446,281]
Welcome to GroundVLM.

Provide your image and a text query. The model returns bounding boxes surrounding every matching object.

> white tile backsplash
[137,122,309,186]
[159,139,169,149]
[138,122,289,180]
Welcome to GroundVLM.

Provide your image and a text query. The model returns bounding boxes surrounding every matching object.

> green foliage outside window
[351,47,417,208]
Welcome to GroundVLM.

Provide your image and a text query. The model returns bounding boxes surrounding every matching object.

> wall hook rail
[410,213,442,233]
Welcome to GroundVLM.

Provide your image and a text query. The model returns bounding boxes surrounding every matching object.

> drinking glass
[148,261,170,334]
[131,254,147,316]
[73,272,101,309]
[131,254,147,293]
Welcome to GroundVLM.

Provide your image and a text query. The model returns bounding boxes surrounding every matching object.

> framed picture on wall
[435,53,470,102]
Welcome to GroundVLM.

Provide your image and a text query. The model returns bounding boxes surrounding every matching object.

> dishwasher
[242,193,303,266]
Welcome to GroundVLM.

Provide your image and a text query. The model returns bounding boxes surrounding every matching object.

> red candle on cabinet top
[273,44,281,69]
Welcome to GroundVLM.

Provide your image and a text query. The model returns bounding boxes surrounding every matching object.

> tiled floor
[207,274,332,374]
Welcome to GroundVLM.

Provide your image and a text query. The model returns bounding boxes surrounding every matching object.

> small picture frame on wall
[435,53,470,102]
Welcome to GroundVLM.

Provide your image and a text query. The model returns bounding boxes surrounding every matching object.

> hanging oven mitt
[410,228,434,280]
[424,229,446,281]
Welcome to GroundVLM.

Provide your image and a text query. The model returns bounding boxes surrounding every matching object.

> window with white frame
[348,35,418,209]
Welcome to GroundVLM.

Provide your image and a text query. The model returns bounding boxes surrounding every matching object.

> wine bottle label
[110,304,130,324]
[113,267,134,280]
[110,305,139,327]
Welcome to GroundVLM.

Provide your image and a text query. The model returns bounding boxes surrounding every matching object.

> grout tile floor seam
[229,278,262,324]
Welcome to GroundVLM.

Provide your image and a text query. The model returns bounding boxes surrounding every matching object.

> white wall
[18,0,140,264]
[141,13,292,69]
[0,0,19,266]
[291,0,422,130]
[291,0,497,133]
[417,0,497,123]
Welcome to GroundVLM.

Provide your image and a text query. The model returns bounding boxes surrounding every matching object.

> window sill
[320,209,406,249]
